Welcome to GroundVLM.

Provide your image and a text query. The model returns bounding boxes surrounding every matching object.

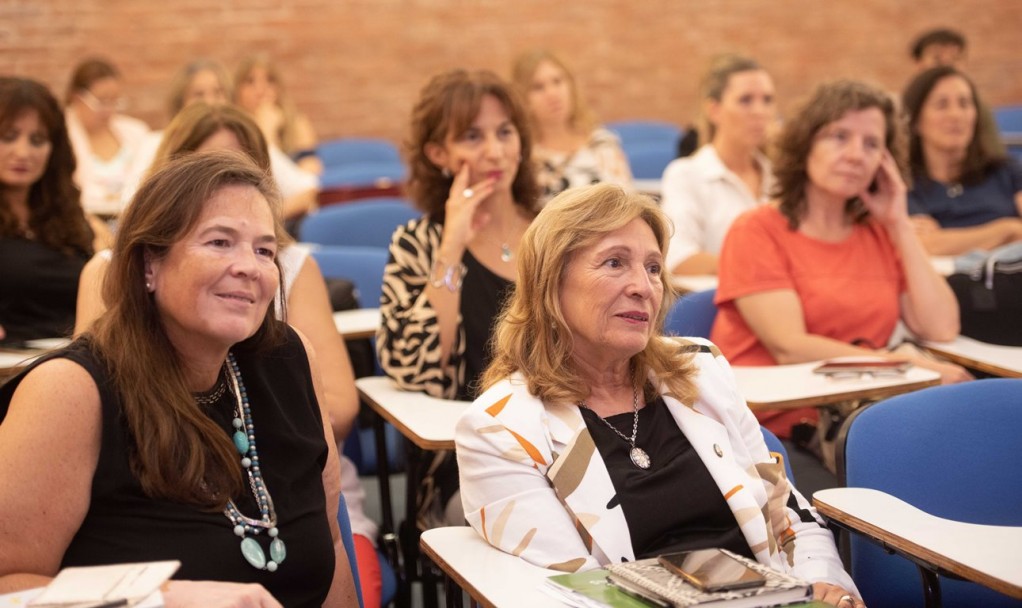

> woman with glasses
[64,57,150,215]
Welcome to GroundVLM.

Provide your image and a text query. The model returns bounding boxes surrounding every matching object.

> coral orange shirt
[712,205,906,366]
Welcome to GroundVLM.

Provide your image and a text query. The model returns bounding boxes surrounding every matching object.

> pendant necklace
[220,352,287,572]
[580,385,651,469]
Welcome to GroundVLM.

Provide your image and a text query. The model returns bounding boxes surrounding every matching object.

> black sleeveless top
[0,236,88,344]
[457,249,513,401]
[0,327,334,607]
[580,396,755,560]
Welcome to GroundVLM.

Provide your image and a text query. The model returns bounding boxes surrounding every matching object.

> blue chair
[320,162,408,190]
[606,120,684,180]
[993,105,1022,134]
[760,426,796,483]
[310,245,389,309]
[836,379,1022,608]
[318,137,402,168]
[337,493,365,608]
[300,198,419,249]
[664,289,717,339]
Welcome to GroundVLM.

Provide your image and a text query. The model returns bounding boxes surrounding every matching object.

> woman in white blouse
[662,55,776,275]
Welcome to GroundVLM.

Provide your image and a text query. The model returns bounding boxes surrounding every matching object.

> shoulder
[393,217,442,251]
[459,374,545,426]
[730,203,784,233]
[587,127,622,147]
[2,352,102,428]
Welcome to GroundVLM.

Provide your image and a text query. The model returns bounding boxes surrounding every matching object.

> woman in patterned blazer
[377,69,539,527]
[455,184,864,607]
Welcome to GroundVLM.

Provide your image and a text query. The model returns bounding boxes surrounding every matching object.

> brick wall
[3,0,1020,144]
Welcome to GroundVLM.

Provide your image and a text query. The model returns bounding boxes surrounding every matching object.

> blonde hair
[165,59,232,120]
[233,54,305,155]
[511,49,596,136]
[481,183,699,405]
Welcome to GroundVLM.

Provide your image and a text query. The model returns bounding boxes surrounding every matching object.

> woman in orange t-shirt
[712,80,971,439]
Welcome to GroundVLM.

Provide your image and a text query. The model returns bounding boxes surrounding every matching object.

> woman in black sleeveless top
[0,152,357,607]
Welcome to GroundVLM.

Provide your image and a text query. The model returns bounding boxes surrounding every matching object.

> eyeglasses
[77,89,127,113]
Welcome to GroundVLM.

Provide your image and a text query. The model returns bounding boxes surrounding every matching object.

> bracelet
[429,258,467,292]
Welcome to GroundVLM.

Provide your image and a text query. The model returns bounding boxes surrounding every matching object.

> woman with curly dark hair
[711,80,969,441]
[0,77,107,343]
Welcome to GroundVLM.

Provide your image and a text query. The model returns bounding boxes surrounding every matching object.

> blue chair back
[841,379,1022,608]
[301,198,419,249]
[664,289,717,339]
[310,245,389,308]
[318,137,401,167]
[606,120,683,180]
[993,105,1022,134]
[320,162,408,190]
[760,426,796,483]
[337,493,365,608]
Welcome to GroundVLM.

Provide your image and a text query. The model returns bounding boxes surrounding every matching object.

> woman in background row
[903,65,1022,255]
[0,151,356,606]
[235,54,323,176]
[712,80,969,441]
[662,54,776,276]
[64,57,150,215]
[512,49,632,206]
[0,77,109,344]
[377,69,539,527]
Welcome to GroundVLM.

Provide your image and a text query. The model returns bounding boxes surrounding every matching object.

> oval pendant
[233,430,250,455]
[240,537,267,569]
[630,447,651,469]
[270,538,287,564]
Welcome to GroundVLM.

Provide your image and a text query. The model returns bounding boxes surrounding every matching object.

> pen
[81,599,129,608]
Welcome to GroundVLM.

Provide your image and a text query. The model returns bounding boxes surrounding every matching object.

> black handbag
[947,252,1022,346]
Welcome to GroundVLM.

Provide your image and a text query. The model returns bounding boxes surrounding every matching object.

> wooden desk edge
[357,386,456,451]
[340,329,376,340]
[922,345,1022,379]
[745,377,940,411]
[420,535,499,608]
[813,496,1022,600]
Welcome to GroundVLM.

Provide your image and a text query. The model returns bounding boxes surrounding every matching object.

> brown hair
[910,28,966,61]
[510,49,597,136]
[697,54,765,143]
[0,77,93,256]
[773,80,907,229]
[902,66,1005,186]
[481,184,698,406]
[233,54,305,156]
[64,57,120,106]
[150,102,270,178]
[405,69,539,221]
[166,59,232,120]
[90,150,286,508]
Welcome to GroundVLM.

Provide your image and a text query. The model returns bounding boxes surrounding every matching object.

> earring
[441,167,452,178]
[145,280,153,292]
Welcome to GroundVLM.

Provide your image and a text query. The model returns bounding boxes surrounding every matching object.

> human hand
[909,215,940,235]
[812,582,866,607]
[163,580,283,608]
[859,151,908,230]
[915,357,974,384]
[440,163,497,253]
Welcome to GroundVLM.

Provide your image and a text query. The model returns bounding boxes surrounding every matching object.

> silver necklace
[579,385,651,469]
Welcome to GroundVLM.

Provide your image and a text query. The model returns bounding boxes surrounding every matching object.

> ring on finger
[839,595,854,606]
[462,188,474,199]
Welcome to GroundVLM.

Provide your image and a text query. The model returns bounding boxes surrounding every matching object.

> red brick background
[3,0,1020,144]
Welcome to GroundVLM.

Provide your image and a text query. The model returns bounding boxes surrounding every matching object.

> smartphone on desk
[812,357,911,376]
[657,548,766,593]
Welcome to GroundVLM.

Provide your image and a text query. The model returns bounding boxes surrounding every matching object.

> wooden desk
[814,487,1022,600]
[633,178,662,196]
[332,308,380,340]
[923,336,1022,378]
[732,363,941,410]
[420,526,563,608]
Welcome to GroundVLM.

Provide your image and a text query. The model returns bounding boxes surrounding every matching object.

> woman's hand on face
[859,151,909,230]
[812,582,865,607]
[441,163,497,251]
[163,580,283,608]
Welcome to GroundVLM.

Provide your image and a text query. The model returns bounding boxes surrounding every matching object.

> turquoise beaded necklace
[222,352,287,572]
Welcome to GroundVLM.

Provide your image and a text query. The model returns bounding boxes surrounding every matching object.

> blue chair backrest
[993,105,1022,134]
[606,120,684,179]
[664,289,717,339]
[337,493,365,608]
[607,120,683,145]
[318,137,401,167]
[300,198,419,249]
[760,426,796,483]
[310,245,389,308]
[842,379,1022,608]
[320,161,408,190]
